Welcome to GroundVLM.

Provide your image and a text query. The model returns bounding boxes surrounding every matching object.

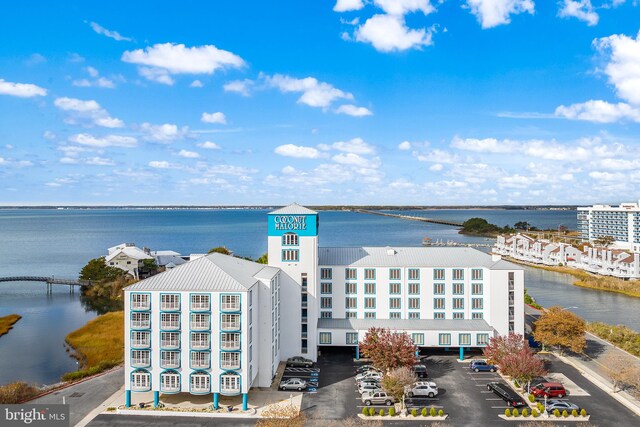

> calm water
[0,208,637,386]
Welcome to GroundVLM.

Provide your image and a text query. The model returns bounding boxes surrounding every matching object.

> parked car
[355,364,379,374]
[356,371,383,383]
[487,382,527,407]
[358,383,383,395]
[406,381,438,398]
[280,378,307,391]
[545,400,580,413]
[361,391,395,406]
[412,364,428,378]
[286,356,313,368]
[470,360,497,372]
[531,382,567,398]
[358,378,381,389]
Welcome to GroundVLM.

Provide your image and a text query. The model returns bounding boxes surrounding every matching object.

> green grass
[0,314,21,337]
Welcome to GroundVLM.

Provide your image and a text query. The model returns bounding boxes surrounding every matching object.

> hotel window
[472,298,483,310]
[389,298,401,309]
[389,283,401,294]
[345,297,357,309]
[364,297,376,309]
[319,332,332,344]
[472,312,484,319]
[131,293,150,310]
[249,290,252,307]
[472,269,483,280]
[190,294,210,311]
[453,312,464,319]
[282,233,299,246]
[364,269,376,280]
[221,374,240,393]
[453,283,464,295]
[453,269,464,280]
[365,283,376,294]
[433,283,445,295]
[389,268,401,280]
[131,331,150,348]
[434,312,445,319]
[409,283,420,294]
[364,312,376,319]
[346,332,358,344]
[389,312,401,319]
[320,268,332,279]
[131,350,150,367]
[439,333,451,346]
[221,314,240,330]
[433,269,445,280]
[320,311,332,318]
[221,352,240,369]
[131,370,150,391]
[161,313,180,330]
[477,333,490,345]
[161,294,180,311]
[345,282,357,294]
[131,312,150,329]
[160,332,180,349]
[321,282,332,294]
[408,269,420,280]
[459,333,471,346]
[453,298,464,309]
[190,313,210,330]
[191,373,210,393]
[472,283,483,295]
[282,249,299,262]
[160,350,180,368]
[412,333,424,345]
[408,298,420,309]
[190,332,209,349]
[221,294,240,311]
[346,311,357,319]
[320,297,332,308]
[345,268,357,280]
[433,298,445,309]
[221,333,240,350]
[408,312,420,319]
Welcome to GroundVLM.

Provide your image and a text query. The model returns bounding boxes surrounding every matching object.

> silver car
[358,383,382,395]
[361,391,395,406]
[406,381,438,398]
[545,400,580,413]
[280,378,307,391]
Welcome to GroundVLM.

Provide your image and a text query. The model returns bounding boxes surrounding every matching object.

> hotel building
[578,202,640,252]
[124,204,524,410]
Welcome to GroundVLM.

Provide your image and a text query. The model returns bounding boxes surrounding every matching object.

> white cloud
[451,136,518,153]
[43,131,56,140]
[122,43,245,84]
[332,152,378,168]
[224,79,254,96]
[88,21,132,41]
[60,157,78,164]
[0,79,47,97]
[178,149,200,158]
[148,161,176,169]
[429,163,444,171]
[558,0,599,26]
[465,0,535,29]
[398,141,412,150]
[45,177,76,187]
[335,104,373,116]
[330,137,375,154]
[190,80,203,88]
[374,0,435,16]
[265,74,353,108]
[198,141,221,149]
[334,0,364,12]
[53,97,124,128]
[595,31,640,105]
[26,53,46,65]
[355,14,434,52]
[140,122,189,143]
[282,165,297,174]
[87,66,99,78]
[72,67,116,88]
[555,100,640,122]
[201,112,227,124]
[68,133,137,148]
[274,144,323,159]
[85,157,115,166]
[0,157,32,168]
[415,149,460,163]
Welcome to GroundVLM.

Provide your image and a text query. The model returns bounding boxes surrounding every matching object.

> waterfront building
[106,243,154,279]
[124,204,524,410]
[578,202,640,252]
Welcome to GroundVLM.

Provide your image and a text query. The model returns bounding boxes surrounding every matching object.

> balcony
[160,382,180,393]
[161,339,180,350]
[191,339,210,350]
[161,301,180,311]
[509,314,515,321]
[161,320,180,331]
[131,356,150,368]
[160,358,180,369]
[221,340,240,351]
[221,358,241,370]
[190,302,210,312]
[131,377,150,391]
[221,321,241,331]
[221,381,240,394]
[221,301,240,312]
[190,320,210,331]
[131,319,150,329]
[131,300,150,310]
[191,359,210,369]
[131,338,150,348]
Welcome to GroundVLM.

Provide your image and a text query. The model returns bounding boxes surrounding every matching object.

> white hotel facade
[578,202,640,253]
[124,204,524,410]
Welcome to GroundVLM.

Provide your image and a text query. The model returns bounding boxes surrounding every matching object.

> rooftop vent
[386,247,397,256]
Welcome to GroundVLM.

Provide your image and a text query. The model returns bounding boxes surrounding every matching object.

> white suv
[406,381,438,398]
[361,391,395,406]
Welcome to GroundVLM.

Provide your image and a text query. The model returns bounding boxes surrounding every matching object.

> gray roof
[317,318,494,332]
[318,246,521,269]
[154,255,187,267]
[269,203,317,215]
[126,253,279,292]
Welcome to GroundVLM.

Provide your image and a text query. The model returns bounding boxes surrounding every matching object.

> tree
[256,253,268,264]
[482,333,526,365]
[79,257,126,282]
[500,346,547,389]
[533,306,586,354]
[514,221,531,230]
[461,218,502,235]
[381,366,416,412]
[594,235,615,247]
[359,328,417,373]
[208,246,231,255]
[601,351,640,393]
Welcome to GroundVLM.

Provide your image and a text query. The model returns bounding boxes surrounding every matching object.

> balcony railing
[221,359,240,370]
[191,340,210,350]
[131,338,150,348]
[131,320,150,329]
[190,321,210,331]
[191,360,210,369]
[161,383,180,393]
[509,315,515,321]
[161,321,180,330]
[221,302,240,312]
[131,301,150,310]
[161,340,180,350]
[221,384,240,394]
[161,302,180,311]
[221,322,240,331]
[190,302,210,311]
[161,359,180,369]
[131,380,150,391]
[221,340,240,351]
[131,357,150,367]
[192,385,210,393]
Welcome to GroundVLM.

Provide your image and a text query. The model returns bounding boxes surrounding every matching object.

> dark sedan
[286,356,313,367]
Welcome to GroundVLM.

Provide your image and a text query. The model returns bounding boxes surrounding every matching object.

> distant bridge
[354,209,464,227]
[0,276,93,294]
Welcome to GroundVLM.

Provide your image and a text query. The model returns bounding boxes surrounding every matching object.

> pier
[0,276,93,294]
[354,209,464,227]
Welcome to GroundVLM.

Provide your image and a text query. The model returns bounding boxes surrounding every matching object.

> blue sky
[1,0,640,205]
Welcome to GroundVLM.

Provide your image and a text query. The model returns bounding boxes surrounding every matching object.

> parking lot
[280,366,320,393]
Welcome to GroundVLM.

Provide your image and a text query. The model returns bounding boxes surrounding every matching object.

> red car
[531,382,567,398]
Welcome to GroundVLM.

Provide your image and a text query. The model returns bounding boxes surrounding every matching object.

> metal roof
[318,246,521,269]
[105,246,153,262]
[317,318,494,332]
[126,253,279,292]
[269,203,317,215]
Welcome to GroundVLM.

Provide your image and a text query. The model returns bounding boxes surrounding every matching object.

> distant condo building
[578,202,640,253]
[123,204,524,410]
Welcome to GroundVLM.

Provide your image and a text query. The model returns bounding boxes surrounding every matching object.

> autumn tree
[601,351,640,393]
[482,333,526,365]
[500,346,547,388]
[533,306,586,354]
[359,327,417,373]
[256,403,305,427]
[381,366,417,412]
[594,235,615,247]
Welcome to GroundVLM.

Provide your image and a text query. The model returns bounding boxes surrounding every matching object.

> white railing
[191,360,210,369]
[221,321,240,331]
[221,340,240,351]
[221,378,240,394]
[131,357,150,367]
[131,339,150,348]
[131,300,150,310]
[221,301,240,311]
[161,383,180,393]
[190,302,209,311]
[131,320,150,329]
[161,340,180,349]
[161,301,180,311]
[221,359,240,370]
[192,385,210,393]
[190,321,210,331]
[131,380,150,391]
[161,321,180,330]
[191,340,209,350]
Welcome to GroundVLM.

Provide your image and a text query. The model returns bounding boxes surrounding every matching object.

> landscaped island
[0,314,21,338]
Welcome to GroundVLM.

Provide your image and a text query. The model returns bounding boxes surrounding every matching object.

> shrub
[430,407,436,417]
[532,408,539,418]
[421,408,427,417]
[580,408,587,417]
[572,409,578,417]
[438,409,443,417]
[389,407,396,417]
[368,407,375,417]
[513,408,519,417]
[379,409,384,417]
[562,410,569,418]
[522,408,529,417]
[514,379,520,388]
[362,407,369,416]
[0,382,40,404]
[528,394,535,402]
[537,402,544,412]
[553,409,560,417]
[504,408,511,417]
[412,409,418,417]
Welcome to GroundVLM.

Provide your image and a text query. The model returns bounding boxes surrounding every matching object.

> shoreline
[0,314,21,338]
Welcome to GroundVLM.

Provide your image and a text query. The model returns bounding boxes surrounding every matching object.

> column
[459,346,464,361]
[242,393,248,411]
[153,391,159,408]
[125,390,131,408]
[213,393,219,410]
[355,346,359,360]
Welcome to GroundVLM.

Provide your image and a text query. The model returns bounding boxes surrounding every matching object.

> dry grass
[0,382,40,404]
[0,314,21,337]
